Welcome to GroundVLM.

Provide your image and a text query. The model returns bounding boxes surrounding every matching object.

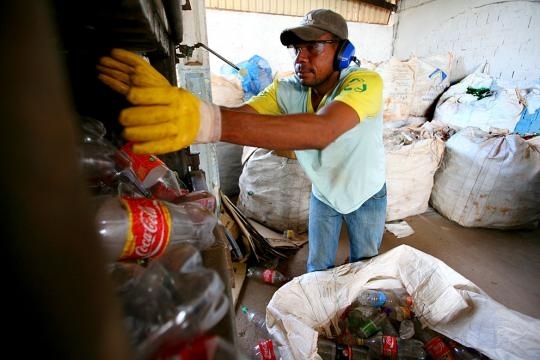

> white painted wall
[204,9,395,76]
[393,0,540,86]
[204,2,539,87]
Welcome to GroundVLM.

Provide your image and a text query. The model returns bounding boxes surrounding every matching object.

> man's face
[288,34,339,87]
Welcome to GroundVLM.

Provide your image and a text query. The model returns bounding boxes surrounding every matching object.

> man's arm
[220,101,359,150]
[97,49,359,154]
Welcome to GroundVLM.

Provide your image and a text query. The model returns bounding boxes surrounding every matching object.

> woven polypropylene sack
[430,127,540,229]
[237,148,311,233]
[385,131,445,221]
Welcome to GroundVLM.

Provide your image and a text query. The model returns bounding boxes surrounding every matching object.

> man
[97,9,387,272]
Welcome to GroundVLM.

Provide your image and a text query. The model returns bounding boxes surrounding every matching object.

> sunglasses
[287,40,339,58]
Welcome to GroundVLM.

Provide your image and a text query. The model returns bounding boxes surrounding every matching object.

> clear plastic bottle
[317,337,369,360]
[399,319,415,340]
[79,124,150,197]
[242,305,267,332]
[171,189,217,213]
[356,289,413,308]
[413,318,455,360]
[246,266,290,286]
[381,316,399,337]
[94,195,217,261]
[356,335,427,359]
[241,306,293,360]
[154,243,203,273]
[118,261,230,359]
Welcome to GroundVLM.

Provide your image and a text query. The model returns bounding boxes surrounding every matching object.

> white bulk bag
[211,74,245,196]
[433,72,523,132]
[376,53,453,122]
[237,148,311,233]
[266,245,540,360]
[384,122,445,221]
[430,127,540,229]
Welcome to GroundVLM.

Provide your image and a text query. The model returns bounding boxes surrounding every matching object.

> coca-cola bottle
[246,266,290,286]
[241,306,293,360]
[120,142,189,202]
[356,335,427,359]
[94,195,217,261]
[317,337,369,360]
[413,318,455,360]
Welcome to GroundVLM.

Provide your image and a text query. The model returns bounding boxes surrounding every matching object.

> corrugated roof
[204,0,398,25]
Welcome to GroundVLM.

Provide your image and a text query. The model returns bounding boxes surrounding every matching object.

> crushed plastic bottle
[121,262,229,359]
[120,142,189,202]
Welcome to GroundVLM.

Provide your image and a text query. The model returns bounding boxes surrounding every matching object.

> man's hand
[97,49,221,154]
[96,48,170,94]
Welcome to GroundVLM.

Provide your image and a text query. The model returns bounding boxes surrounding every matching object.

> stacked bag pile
[429,70,540,229]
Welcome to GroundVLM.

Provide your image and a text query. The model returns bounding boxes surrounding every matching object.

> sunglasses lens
[287,41,336,58]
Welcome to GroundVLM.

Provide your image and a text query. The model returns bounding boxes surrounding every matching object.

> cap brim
[280,26,327,45]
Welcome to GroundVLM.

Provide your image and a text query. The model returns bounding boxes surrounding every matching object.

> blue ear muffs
[334,40,356,70]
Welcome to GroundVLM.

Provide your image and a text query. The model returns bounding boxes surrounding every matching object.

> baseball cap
[280,9,348,46]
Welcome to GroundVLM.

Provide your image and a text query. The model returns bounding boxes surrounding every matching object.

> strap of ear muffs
[334,40,356,70]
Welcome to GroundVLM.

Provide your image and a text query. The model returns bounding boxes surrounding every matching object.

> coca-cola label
[381,335,398,357]
[425,337,454,360]
[262,269,275,284]
[121,142,165,182]
[119,197,171,260]
[257,339,277,360]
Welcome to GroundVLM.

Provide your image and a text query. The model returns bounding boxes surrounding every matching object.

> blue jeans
[306,184,387,272]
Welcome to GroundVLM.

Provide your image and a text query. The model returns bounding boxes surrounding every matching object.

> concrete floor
[232,207,540,358]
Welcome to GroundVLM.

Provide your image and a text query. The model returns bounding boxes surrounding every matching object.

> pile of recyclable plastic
[109,244,232,359]
[324,288,491,360]
[78,117,240,359]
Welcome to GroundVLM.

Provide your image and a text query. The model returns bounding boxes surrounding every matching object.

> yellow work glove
[96,48,221,154]
[97,48,171,94]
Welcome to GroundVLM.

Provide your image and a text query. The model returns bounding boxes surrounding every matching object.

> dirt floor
[231,207,540,358]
